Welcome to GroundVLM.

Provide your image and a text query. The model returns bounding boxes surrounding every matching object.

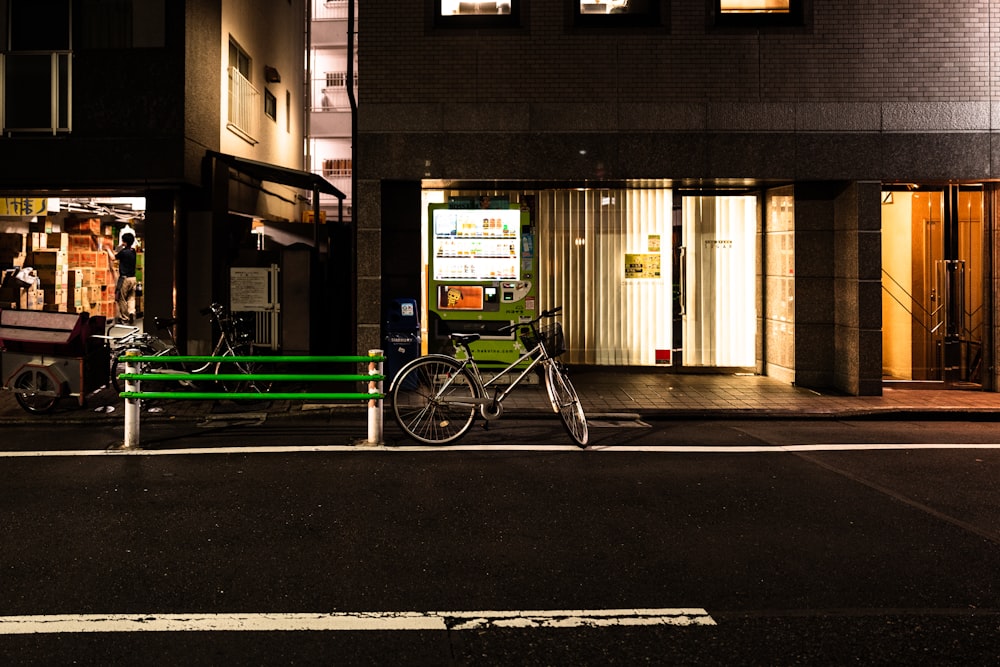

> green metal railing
[118,350,386,448]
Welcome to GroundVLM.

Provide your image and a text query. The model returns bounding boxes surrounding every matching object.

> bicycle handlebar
[497,306,563,335]
[199,302,224,317]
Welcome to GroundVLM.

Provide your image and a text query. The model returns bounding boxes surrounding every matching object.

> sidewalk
[3,367,1000,425]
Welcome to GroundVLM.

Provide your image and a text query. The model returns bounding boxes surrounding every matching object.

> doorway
[678,195,758,368]
[881,186,984,386]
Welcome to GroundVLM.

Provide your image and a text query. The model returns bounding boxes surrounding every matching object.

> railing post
[123,349,140,449]
[367,349,383,445]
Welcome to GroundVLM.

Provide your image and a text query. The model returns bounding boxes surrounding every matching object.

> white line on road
[3,443,1000,457]
[0,609,715,634]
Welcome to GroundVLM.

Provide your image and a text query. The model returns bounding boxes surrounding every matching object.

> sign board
[624,253,661,279]
[1,198,47,216]
[230,267,272,311]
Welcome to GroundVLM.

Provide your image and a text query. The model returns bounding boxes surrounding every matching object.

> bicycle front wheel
[391,356,478,445]
[545,361,589,447]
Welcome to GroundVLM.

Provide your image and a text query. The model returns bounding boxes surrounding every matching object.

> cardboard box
[44,287,68,305]
[28,219,53,234]
[65,218,101,235]
[36,268,68,291]
[45,233,68,252]
[68,250,105,268]
[27,250,67,268]
[3,286,46,310]
[68,234,95,251]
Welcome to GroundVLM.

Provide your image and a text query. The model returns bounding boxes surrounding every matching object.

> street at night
[2,417,998,664]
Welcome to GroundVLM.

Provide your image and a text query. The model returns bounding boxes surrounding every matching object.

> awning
[206,150,346,199]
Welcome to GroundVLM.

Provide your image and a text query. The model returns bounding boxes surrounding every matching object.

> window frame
[711,0,806,28]
[228,38,252,81]
[572,0,664,29]
[432,0,523,30]
[264,88,277,122]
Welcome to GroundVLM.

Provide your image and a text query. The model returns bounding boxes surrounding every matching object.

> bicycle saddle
[154,316,178,330]
[450,333,480,345]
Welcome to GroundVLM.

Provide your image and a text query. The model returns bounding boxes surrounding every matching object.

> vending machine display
[427,204,537,364]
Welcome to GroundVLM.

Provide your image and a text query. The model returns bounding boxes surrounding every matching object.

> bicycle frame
[432,339,549,415]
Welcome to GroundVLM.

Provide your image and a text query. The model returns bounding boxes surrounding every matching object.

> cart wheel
[13,368,60,414]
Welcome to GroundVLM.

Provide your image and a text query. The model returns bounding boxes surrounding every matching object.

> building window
[229,39,252,81]
[721,0,789,11]
[574,0,662,28]
[2,0,72,134]
[264,88,277,121]
[434,0,521,28]
[713,0,805,26]
[227,37,259,143]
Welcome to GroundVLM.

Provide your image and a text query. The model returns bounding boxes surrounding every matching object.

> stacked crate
[1,233,38,309]
[0,218,118,316]
[64,218,117,318]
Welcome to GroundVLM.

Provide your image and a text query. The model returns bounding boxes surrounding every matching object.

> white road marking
[2,443,1000,457]
[0,608,715,634]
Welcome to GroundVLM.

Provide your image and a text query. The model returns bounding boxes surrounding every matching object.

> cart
[0,309,108,414]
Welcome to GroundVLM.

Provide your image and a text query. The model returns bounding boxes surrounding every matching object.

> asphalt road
[1,418,999,665]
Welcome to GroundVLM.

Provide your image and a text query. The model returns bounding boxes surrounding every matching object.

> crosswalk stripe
[0,609,715,634]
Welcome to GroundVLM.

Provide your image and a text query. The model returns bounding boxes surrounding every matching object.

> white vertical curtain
[538,188,672,365]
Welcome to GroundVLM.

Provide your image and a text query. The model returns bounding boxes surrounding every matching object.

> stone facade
[358,1,1000,395]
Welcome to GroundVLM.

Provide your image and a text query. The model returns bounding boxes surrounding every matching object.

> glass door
[679,196,758,367]
[881,187,984,385]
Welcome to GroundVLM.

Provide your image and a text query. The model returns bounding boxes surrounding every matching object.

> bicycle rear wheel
[216,344,271,395]
[391,356,478,445]
[110,344,162,394]
[545,361,589,447]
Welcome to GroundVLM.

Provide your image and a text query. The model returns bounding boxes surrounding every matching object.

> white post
[367,349,383,445]
[123,349,140,449]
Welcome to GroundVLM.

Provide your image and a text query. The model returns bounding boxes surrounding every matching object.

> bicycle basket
[520,322,566,357]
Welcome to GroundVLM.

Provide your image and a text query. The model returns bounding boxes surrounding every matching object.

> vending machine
[427,201,536,365]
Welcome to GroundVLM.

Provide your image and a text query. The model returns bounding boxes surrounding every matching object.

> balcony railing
[313,71,357,112]
[314,157,352,204]
[227,66,259,144]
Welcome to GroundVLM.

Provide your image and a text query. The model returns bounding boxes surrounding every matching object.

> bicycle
[106,303,267,395]
[389,307,588,447]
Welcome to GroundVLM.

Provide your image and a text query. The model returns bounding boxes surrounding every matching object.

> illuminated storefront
[418,186,761,371]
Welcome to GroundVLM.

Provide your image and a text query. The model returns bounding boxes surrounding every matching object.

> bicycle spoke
[392,357,477,445]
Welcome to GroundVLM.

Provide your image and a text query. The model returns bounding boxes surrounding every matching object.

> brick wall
[362,1,997,107]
